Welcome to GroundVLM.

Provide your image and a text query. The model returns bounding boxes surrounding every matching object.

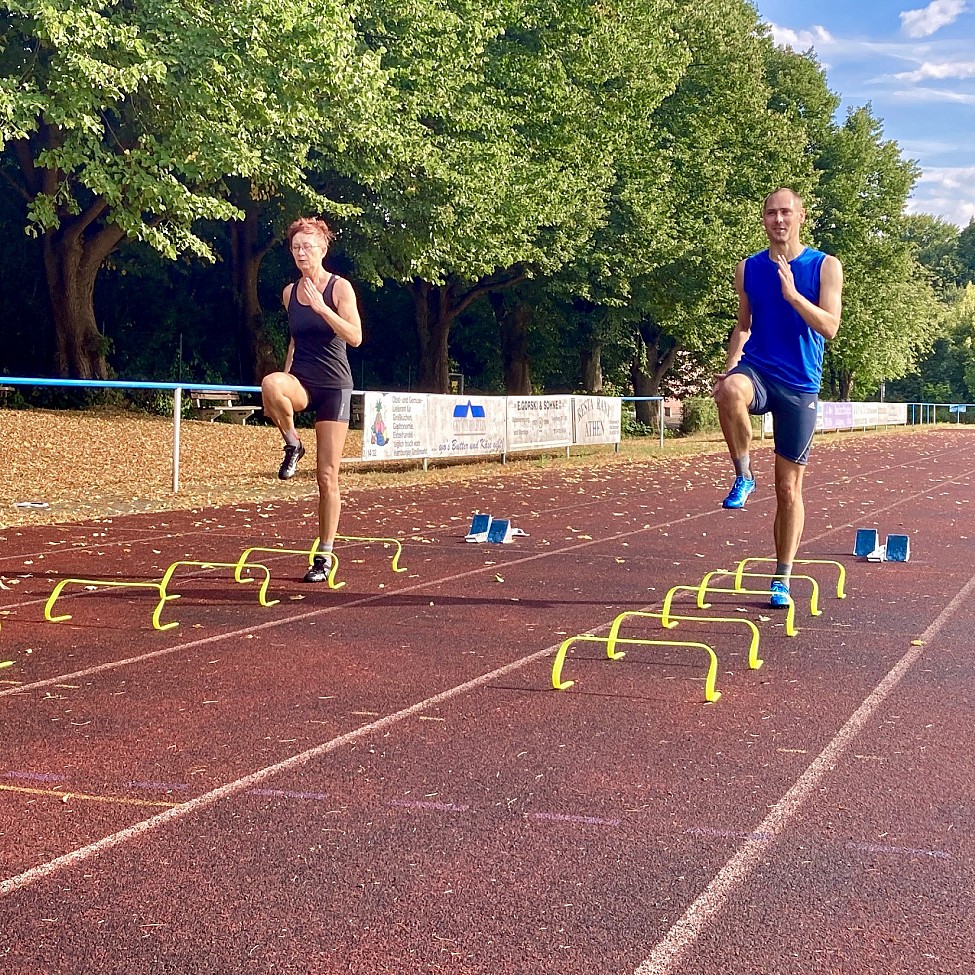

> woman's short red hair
[287,217,335,245]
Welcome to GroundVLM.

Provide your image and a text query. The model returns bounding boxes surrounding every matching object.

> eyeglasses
[290,242,322,253]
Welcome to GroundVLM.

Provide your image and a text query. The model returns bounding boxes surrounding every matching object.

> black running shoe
[303,555,330,583]
[278,442,305,480]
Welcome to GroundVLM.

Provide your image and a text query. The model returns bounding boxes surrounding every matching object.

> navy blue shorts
[291,378,352,424]
[728,362,818,465]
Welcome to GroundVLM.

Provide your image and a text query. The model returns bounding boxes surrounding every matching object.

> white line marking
[632,570,975,975]
[0,637,559,896]
[0,512,719,701]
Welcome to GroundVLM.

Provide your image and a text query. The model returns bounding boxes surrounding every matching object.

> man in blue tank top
[713,188,844,607]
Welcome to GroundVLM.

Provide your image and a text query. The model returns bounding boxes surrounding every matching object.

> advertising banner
[360,392,431,461]
[426,395,507,459]
[819,401,855,431]
[506,395,574,451]
[572,396,622,445]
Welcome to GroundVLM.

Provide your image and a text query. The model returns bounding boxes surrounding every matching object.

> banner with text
[506,395,574,451]
[572,395,622,445]
[427,395,507,458]
[763,401,908,434]
[361,393,620,461]
[360,392,431,461]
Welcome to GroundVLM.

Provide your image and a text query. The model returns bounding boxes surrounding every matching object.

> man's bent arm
[779,254,843,340]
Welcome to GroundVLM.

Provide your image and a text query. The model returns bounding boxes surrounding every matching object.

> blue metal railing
[4,378,664,492]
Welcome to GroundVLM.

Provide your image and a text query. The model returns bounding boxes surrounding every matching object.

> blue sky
[751,0,975,228]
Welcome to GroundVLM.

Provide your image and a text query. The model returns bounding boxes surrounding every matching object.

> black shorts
[291,378,352,424]
[728,362,818,465]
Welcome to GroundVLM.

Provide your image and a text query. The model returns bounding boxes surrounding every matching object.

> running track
[0,428,972,974]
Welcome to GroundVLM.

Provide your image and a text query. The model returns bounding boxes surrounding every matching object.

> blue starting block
[465,513,492,543]
[885,534,910,562]
[854,528,911,562]
[486,518,513,544]
[854,528,879,557]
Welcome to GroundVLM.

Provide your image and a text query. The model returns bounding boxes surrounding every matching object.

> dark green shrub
[681,396,719,434]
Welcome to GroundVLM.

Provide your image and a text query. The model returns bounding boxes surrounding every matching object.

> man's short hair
[763,188,804,211]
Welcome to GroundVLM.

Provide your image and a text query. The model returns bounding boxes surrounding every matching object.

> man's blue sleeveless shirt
[741,247,827,393]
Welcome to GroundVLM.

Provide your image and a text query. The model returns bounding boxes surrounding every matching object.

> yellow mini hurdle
[334,535,408,574]
[552,632,721,702]
[606,609,763,670]
[45,560,277,632]
[661,581,799,637]
[696,569,823,617]
[733,557,846,599]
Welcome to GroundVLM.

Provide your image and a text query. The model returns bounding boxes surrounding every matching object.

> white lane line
[5,457,975,701]
[0,509,721,701]
[0,630,574,896]
[632,570,975,975]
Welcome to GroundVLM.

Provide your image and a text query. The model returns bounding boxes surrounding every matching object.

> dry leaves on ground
[3,407,713,529]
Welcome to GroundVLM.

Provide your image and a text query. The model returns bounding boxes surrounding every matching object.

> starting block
[486,518,512,544]
[465,515,528,543]
[465,513,492,542]
[854,528,910,562]
[885,534,910,562]
[854,529,879,558]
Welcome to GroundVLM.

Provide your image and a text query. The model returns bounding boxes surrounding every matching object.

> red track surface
[1,428,973,974]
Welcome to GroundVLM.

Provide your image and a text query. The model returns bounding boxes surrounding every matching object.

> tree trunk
[630,323,680,426]
[630,357,658,426]
[411,279,453,392]
[489,291,532,394]
[411,269,528,393]
[229,204,278,382]
[580,345,603,394]
[42,222,123,379]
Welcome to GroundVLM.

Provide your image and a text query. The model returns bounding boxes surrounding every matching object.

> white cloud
[910,165,975,225]
[900,137,972,154]
[891,85,975,104]
[899,1,968,39]
[769,23,834,51]
[894,59,975,81]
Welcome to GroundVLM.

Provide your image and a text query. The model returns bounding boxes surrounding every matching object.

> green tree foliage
[0,1,950,407]
[337,0,686,391]
[0,0,385,377]
[814,106,938,399]
[607,4,817,420]
[958,219,975,287]
[901,213,962,293]
[952,285,975,396]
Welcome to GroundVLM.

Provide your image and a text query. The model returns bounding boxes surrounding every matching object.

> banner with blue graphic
[359,393,617,461]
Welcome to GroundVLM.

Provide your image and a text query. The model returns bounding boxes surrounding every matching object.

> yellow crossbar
[552,633,720,702]
[606,609,763,670]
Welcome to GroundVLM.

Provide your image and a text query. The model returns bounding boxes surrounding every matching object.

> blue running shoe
[769,580,791,608]
[722,475,755,509]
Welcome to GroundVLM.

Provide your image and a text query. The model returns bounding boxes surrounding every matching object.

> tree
[601,3,816,422]
[814,106,938,398]
[901,213,962,293]
[0,0,384,378]
[952,285,975,397]
[958,219,975,287]
[339,0,686,392]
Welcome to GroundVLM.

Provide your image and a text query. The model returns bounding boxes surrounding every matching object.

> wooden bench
[188,391,259,425]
